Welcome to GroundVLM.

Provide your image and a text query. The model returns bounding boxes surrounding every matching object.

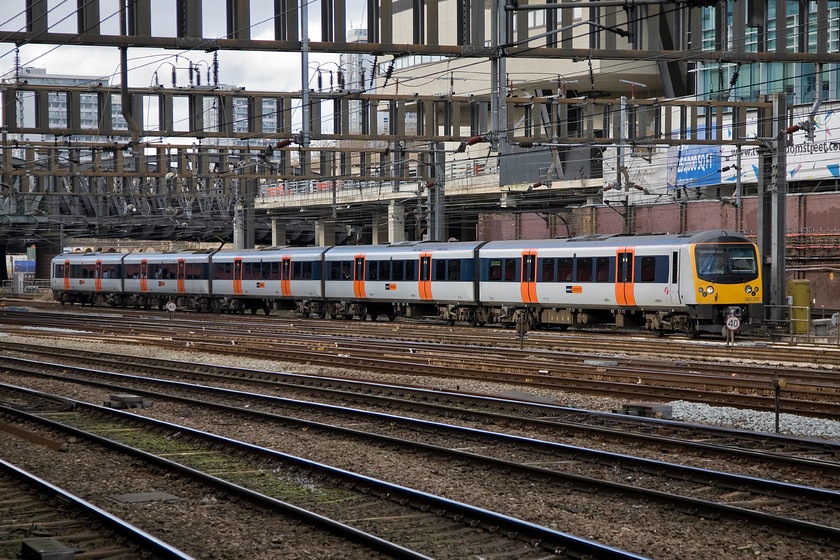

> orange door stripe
[233,258,243,295]
[177,259,186,293]
[354,255,366,299]
[281,257,291,296]
[419,253,432,300]
[140,260,148,292]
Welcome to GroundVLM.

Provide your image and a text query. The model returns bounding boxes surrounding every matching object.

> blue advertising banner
[666,126,721,189]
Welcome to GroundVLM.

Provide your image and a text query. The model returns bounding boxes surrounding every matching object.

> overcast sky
[0,0,360,91]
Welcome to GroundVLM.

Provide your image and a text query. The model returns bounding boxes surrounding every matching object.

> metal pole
[490,0,499,150]
[433,143,445,241]
[498,0,508,153]
[735,144,742,208]
[300,0,310,149]
[770,93,787,322]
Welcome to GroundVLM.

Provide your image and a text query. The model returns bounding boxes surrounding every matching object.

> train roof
[325,240,485,256]
[213,246,329,259]
[52,251,126,261]
[482,230,752,250]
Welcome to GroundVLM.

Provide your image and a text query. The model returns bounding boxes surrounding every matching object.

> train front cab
[687,234,762,336]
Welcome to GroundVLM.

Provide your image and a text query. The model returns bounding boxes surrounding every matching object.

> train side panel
[51,253,125,304]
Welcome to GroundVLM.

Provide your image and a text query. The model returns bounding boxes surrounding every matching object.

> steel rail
[4,379,840,549]
[0,458,196,560]
[0,389,650,560]
[6,308,840,367]
[5,348,840,469]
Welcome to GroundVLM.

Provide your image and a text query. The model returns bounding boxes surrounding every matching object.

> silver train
[51,230,762,336]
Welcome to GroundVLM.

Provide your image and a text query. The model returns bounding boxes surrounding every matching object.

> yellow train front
[682,230,762,337]
[477,229,762,338]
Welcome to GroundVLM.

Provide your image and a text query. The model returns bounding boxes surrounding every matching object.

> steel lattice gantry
[8,0,840,65]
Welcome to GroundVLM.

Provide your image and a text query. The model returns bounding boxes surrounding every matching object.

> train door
[520,251,537,303]
[177,259,186,293]
[140,260,148,292]
[281,257,291,297]
[233,258,243,295]
[63,259,70,290]
[419,253,432,300]
[669,250,681,304]
[615,248,636,306]
[354,256,366,298]
[94,260,102,291]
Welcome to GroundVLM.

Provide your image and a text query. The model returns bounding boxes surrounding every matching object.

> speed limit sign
[165,301,177,313]
[725,315,741,331]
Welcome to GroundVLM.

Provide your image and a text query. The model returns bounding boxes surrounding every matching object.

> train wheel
[358,306,368,321]
[688,321,700,339]
[387,311,397,322]
[318,309,327,319]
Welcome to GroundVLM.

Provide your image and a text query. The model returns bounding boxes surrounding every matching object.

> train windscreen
[695,243,759,283]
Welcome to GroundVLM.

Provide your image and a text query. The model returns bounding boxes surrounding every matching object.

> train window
[504,259,517,282]
[54,263,65,277]
[185,263,205,279]
[405,260,416,281]
[101,264,120,279]
[126,263,141,278]
[242,262,257,280]
[435,260,447,281]
[695,244,758,283]
[379,260,391,281]
[638,257,655,282]
[419,257,430,282]
[557,258,573,281]
[367,261,379,281]
[311,261,322,280]
[575,258,593,282]
[672,252,678,283]
[636,256,669,283]
[448,259,461,281]
[214,262,233,279]
[540,258,555,282]
[594,257,612,282]
[488,259,503,281]
[393,261,404,281]
[301,262,313,280]
[331,261,352,280]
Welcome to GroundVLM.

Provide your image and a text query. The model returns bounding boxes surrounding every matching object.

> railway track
[4,343,840,475]
[3,310,840,419]
[8,301,840,365]
[2,355,840,557]
[0,386,649,560]
[0,458,194,560]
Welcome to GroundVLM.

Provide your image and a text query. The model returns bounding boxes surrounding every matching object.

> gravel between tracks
[4,331,840,440]
[2,331,840,560]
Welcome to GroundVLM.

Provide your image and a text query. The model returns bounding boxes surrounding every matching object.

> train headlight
[698,287,704,293]
[745,285,752,293]
[706,286,715,294]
